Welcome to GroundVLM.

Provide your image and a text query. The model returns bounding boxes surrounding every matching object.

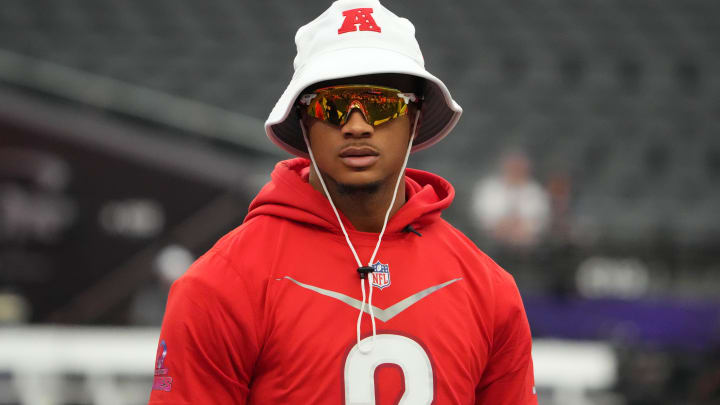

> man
[148,1,538,404]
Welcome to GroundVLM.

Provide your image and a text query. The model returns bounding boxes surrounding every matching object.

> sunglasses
[298,85,420,127]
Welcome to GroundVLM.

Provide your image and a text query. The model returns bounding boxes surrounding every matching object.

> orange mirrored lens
[300,85,417,126]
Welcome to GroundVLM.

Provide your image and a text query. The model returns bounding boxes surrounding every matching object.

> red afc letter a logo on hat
[338,8,381,34]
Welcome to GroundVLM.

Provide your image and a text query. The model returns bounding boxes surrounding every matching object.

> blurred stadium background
[0,0,718,404]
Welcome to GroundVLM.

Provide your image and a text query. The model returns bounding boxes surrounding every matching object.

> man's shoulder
[433,218,488,257]
[178,216,287,290]
[434,218,517,286]
[211,214,288,254]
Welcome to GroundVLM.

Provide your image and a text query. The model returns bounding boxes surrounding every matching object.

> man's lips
[339,146,379,157]
[339,146,380,168]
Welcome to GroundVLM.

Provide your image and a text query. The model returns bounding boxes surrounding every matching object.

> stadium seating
[0,0,717,247]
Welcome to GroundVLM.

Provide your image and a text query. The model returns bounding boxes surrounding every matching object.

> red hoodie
[149,158,537,405]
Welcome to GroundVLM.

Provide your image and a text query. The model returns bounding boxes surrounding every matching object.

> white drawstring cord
[361,111,418,353]
[300,110,420,354]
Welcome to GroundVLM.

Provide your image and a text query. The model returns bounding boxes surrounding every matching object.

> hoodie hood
[245,158,454,235]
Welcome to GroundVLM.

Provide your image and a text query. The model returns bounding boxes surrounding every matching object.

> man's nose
[342,109,373,138]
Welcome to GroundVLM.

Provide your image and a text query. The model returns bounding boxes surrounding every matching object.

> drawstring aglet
[357,266,374,279]
[403,224,423,237]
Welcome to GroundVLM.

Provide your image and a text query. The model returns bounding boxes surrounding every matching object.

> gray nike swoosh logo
[282,276,463,322]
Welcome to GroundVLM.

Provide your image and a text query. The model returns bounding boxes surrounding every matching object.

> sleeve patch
[152,340,173,392]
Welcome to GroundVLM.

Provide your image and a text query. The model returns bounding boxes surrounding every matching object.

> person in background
[472,149,550,248]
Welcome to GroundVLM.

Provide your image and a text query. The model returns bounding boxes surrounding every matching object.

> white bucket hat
[265,0,462,158]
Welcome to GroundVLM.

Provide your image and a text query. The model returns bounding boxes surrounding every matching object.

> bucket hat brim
[265,46,462,158]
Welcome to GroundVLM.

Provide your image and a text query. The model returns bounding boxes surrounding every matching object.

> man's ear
[297,106,311,129]
[295,106,313,131]
[297,107,314,146]
[409,104,421,131]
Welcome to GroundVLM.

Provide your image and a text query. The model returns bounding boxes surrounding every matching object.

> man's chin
[321,170,386,195]
[335,180,382,195]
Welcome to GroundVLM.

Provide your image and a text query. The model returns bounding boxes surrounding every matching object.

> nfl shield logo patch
[370,261,391,290]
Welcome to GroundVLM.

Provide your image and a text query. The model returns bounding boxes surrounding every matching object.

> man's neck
[309,171,406,233]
